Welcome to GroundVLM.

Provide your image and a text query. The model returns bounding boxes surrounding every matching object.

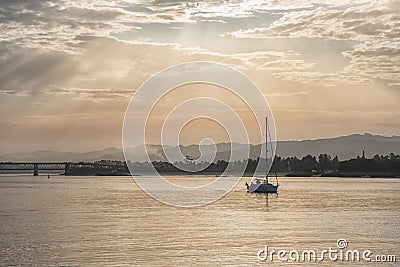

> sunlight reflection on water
[0,175,399,266]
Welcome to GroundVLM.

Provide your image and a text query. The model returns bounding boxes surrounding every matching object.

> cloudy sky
[0,0,399,153]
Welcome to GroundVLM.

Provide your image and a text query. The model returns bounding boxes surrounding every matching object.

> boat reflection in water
[250,189,278,209]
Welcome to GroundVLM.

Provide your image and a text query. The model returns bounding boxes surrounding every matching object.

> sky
[0,0,399,153]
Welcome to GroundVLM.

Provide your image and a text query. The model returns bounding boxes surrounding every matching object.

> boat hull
[248,183,278,193]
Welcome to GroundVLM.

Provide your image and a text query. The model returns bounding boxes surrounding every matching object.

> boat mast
[265,116,268,183]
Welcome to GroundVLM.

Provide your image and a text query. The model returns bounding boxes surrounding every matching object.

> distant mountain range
[1,133,399,162]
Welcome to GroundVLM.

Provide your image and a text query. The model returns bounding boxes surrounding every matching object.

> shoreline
[1,173,399,178]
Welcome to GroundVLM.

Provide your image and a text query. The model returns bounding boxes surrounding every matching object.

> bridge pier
[33,163,38,176]
[65,163,71,176]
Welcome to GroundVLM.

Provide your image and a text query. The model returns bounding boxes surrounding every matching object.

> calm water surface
[0,175,399,266]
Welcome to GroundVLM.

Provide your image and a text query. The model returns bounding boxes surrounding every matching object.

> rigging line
[267,120,278,182]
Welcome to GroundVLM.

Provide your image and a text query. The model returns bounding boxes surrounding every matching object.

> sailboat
[246,116,279,193]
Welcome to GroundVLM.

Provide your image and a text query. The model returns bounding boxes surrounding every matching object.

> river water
[0,175,399,266]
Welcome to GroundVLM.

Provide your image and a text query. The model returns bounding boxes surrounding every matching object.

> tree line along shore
[65,153,400,177]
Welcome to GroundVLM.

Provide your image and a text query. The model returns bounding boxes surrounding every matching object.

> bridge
[0,162,71,176]
[0,162,128,176]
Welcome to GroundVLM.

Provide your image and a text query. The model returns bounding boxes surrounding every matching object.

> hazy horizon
[1,132,399,165]
[0,132,398,155]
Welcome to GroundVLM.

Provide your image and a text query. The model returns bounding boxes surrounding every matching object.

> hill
[1,133,399,162]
